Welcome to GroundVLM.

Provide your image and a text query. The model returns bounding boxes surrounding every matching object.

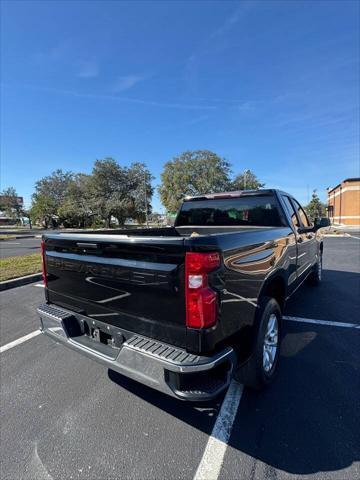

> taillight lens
[41,240,47,287]
[185,252,220,274]
[185,252,220,328]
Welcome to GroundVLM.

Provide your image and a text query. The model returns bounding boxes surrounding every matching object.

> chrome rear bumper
[37,303,235,401]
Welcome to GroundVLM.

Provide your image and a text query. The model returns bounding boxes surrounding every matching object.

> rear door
[44,234,187,348]
[281,195,316,282]
[279,195,301,291]
[291,198,317,278]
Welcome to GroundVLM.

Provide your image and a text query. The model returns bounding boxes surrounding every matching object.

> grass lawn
[0,235,16,240]
[0,253,42,282]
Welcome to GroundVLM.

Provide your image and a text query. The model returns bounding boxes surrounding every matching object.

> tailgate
[44,234,187,348]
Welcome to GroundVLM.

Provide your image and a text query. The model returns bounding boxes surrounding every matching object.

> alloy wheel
[263,313,279,373]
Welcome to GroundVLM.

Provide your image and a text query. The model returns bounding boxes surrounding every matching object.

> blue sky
[1,0,359,212]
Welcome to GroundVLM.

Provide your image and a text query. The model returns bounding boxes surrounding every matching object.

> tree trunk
[116,216,125,227]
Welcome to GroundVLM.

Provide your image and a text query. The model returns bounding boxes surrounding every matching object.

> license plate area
[70,320,124,360]
[91,327,114,347]
[83,320,124,349]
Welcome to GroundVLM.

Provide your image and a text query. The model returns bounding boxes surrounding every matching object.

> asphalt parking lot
[0,236,359,480]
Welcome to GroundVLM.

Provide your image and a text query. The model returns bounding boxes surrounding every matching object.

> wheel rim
[263,313,279,373]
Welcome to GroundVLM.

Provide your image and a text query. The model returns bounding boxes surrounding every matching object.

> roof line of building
[327,178,360,194]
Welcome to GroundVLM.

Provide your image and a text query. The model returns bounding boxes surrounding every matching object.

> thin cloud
[32,43,99,79]
[11,84,216,111]
[112,75,146,92]
[31,42,70,64]
[77,61,99,78]
[184,3,255,90]
[209,5,244,39]
[185,115,209,126]
[236,101,259,113]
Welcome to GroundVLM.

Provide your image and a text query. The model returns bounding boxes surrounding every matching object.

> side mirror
[314,217,331,230]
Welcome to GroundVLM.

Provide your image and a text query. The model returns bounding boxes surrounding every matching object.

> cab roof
[183,189,291,202]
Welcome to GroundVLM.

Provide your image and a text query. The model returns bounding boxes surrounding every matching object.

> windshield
[176,195,284,227]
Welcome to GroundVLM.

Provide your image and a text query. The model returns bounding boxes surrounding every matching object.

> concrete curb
[0,235,36,241]
[0,273,43,291]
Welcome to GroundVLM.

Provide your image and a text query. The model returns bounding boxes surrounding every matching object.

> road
[0,236,359,480]
[0,237,41,258]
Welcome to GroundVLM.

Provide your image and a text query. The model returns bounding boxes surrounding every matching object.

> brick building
[327,178,360,226]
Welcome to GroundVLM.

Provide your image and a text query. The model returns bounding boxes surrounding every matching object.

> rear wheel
[234,296,281,390]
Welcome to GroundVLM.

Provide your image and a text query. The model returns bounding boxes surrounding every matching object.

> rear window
[176,195,284,227]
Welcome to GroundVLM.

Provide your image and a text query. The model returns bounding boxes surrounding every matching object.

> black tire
[307,252,322,286]
[234,296,282,390]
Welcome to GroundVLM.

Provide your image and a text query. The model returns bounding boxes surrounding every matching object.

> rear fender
[249,272,286,352]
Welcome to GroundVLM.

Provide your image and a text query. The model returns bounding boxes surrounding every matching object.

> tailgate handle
[76,242,98,249]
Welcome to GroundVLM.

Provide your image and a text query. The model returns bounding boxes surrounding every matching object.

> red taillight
[185,252,220,328]
[41,240,47,287]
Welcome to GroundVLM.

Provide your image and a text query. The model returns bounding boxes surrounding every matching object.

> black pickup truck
[38,189,330,401]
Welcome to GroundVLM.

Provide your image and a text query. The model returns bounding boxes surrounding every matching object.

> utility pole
[144,171,149,228]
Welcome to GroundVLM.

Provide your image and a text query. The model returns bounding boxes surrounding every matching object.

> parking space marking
[0,330,41,354]
[283,315,360,329]
[193,380,244,480]
[193,313,359,480]
[34,283,45,288]
[346,234,360,240]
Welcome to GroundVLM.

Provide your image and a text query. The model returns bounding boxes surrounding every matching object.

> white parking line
[283,315,360,329]
[346,234,360,240]
[34,283,45,288]
[193,313,359,480]
[193,381,244,480]
[0,330,41,354]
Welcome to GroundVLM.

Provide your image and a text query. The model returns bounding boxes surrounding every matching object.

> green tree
[158,150,232,212]
[33,169,74,204]
[57,174,93,228]
[230,169,265,190]
[87,158,125,227]
[0,187,22,220]
[126,162,154,224]
[87,158,153,227]
[305,190,326,221]
[31,169,74,227]
[149,212,162,225]
[30,194,57,228]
